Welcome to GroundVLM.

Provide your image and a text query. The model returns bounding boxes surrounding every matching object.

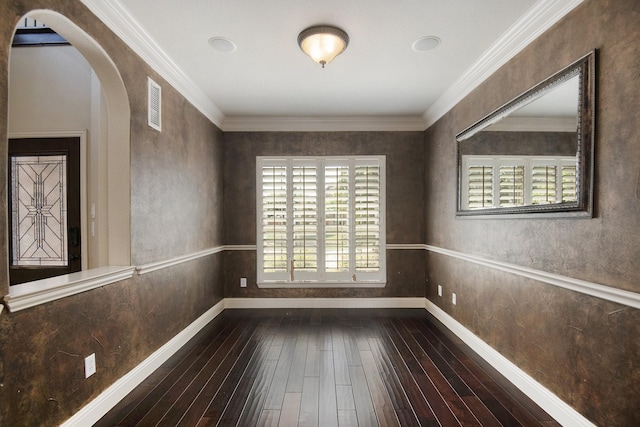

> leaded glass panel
[11,155,68,266]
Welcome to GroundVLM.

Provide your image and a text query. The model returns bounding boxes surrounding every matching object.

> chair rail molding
[137,243,640,310]
[135,246,225,276]
[4,266,136,312]
[425,244,640,310]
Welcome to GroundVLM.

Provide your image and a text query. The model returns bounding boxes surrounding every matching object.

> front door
[8,137,81,285]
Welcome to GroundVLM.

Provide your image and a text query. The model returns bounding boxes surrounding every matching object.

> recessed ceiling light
[412,36,441,52]
[208,37,236,53]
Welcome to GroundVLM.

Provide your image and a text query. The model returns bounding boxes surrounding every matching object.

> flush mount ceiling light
[297,25,349,68]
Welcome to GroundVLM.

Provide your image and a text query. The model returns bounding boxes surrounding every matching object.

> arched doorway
[3,10,131,295]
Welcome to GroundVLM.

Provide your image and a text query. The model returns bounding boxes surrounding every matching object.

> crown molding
[222,116,427,132]
[79,0,225,128]
[422,0,584,129]
[80,0,582,133]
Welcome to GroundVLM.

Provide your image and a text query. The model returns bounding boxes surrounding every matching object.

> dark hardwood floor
[95,308,560,427]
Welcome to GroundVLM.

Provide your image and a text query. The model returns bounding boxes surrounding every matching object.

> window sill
[257,281,386,289]
[4,266,136,312]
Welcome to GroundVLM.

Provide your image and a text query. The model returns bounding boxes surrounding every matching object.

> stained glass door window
[11,155,68,266]
[8,137,81,285]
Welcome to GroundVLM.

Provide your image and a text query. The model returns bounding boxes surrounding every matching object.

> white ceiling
[80,0,583,131]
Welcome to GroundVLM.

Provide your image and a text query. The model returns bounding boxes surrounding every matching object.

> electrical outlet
[85,353,96,378]
[437,285,443,297]
[452,293,457,305]
[240,277,247,288]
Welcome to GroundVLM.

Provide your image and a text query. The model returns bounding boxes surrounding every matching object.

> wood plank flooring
[95,309,560,427]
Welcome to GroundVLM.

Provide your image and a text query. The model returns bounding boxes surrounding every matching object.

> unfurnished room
[0,1,638,426]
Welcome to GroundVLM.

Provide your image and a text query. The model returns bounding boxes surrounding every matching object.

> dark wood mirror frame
[456,50,596,217]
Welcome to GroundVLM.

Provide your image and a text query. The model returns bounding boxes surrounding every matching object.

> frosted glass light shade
[298,26,349,68]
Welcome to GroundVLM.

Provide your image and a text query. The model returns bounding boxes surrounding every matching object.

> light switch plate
[85,353,96,378]
[240,277,247,288]
[438,285,443,297]
[452,293,457,305]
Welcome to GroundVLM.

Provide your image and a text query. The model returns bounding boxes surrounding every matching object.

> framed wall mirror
[456,50,595,217]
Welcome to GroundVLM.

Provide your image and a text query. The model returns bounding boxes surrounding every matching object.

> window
[462,155,576,209]
[257,156,386,286]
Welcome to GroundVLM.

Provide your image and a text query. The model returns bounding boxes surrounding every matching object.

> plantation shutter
[499,165,525,207]
[324,165,350,275]
[531,165,557,204]
[461,156,578,210]
[260,164,288,279]
[561,164,577,202]
[354,165,381,272]
[292,164,318,279]
[257,156,386,285]
[467,165,493,208]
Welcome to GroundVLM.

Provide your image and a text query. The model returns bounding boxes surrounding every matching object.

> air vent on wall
[147,77,161,131]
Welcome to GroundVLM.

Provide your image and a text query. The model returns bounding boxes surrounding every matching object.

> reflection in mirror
[456,50,595,216]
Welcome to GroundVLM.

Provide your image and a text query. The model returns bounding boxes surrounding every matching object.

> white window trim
[256,156,386,288]
[461,155,576,209]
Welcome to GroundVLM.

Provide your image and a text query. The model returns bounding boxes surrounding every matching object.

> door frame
[9,130,88,272]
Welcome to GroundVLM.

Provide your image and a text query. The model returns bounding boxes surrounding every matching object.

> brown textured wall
[0,1,225,425]
[223,131,425,298]
[424,1,640,426]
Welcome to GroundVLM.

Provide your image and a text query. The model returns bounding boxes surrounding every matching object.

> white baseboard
[424,299,595,427]
[59,299,225,427]
[224,297,426,309]
[60,297,421,425]
[61,297,591,427]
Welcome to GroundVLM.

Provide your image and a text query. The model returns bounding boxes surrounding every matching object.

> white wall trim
[256,282,386,289]
[222,116,427,132]
[82,1,583,133]
[60,297,592,426]
[135,246,225,275]
[4,266,135,312]
[386,243,426,250]
[223,244,257,251]
[55,297,416,426]
[425,244,640,310]
[79,0,225,129]
[424,299,596,427]
[226,244,423,251]
[142,243,640,310]
[225,297,426,309]
[422,0,584,128]
[59,299,226,427]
